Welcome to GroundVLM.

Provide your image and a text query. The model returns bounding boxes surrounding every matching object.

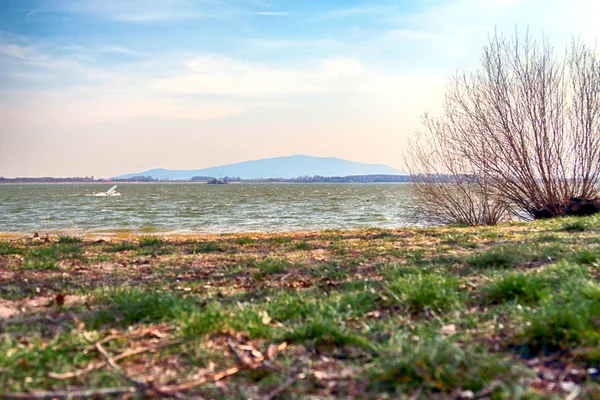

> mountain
[114,155,403,180]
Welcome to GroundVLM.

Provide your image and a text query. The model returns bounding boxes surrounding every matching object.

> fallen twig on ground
[473,381,502,398]
[261,372,306,400]
[1,386,138,399]
[48,340,181,380]
[408,385,423,400]
[74,317,150,394]
[158,340,289,395]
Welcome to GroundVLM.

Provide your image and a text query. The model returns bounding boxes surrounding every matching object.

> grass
[252,258,291,279]
[467,246,520,268]
[384,273,463,314]
[234,237,256,245]
[0,241,20,255]
[1,214,600,398]
[138,235,164,247]
[480,272,551,305]
[371,335,522,394]
[562,219,589,232]
[57,235,82,244]
[193,241,228,253]
[292,240,312,250]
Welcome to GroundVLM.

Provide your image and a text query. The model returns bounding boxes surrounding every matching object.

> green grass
[517,278,600,356]
[480,272,550,305]
[561,219,588,232]
[93,288,199,326]
[384,273,463,314]
[57,235,82,244]
[135,235,176,255]
[253,258,291,279]
[467,246,519,268]
[292,240,312,250]
[371,335,521,394]
[283,316,373,351]
[573,248,599,265]
[138,235,164,247]
[0,241,20,255]
[105,241,137,252]
[2,214,600,398]
[270,236,292,244]
[27,243,81,259]
[235,237,256,245]
[22,259,59,270]
[193,241,227,253]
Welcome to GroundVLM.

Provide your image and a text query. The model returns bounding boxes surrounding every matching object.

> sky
[0,0,599,178]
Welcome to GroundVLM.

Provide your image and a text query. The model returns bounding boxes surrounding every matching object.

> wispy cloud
[23,0,203,22]
[384,29,443,41]
[0,43,110,81]
[63,44,150,58]
[252,11,289,16]
[151,55,372,97]
[0,44,37,59]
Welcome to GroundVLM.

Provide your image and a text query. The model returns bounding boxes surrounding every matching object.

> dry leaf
[55,293,66,306]
[441,324,457,335]
[259,310,271,325]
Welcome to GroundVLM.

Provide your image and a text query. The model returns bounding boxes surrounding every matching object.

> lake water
[0,183,423,235]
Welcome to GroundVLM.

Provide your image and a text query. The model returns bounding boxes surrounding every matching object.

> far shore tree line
[405,30,600,226]
[0,174,412,184]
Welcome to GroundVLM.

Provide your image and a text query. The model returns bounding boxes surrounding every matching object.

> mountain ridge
[114,155,403,180]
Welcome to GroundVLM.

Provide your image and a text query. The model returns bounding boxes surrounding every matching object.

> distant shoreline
[0,181,412,185]
[0,176,412,185]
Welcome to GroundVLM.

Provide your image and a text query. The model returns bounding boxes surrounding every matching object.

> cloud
[112,12,195,22]
[7,71,51,81]
[393,0,600,44]
[1,90,246,129]
[151,55,373,96]
[63,44,150,58]
[384,29,443,41]
[39,0,244,22]
[0,43,110,81]
[252,11,289,16]
[0,44,37,59]
[323,6,388,19]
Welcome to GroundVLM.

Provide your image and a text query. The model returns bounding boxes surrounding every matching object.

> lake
[0,183,423,235]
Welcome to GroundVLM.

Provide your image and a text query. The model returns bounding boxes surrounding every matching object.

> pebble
[560,381,578,393]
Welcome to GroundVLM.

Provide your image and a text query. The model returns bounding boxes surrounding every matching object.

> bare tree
[406,31,600,223]
[406,115,509,226]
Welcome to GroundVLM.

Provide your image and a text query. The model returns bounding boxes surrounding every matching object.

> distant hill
[114,155,403,180]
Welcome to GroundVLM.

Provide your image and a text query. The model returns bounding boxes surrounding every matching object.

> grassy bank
[1,216,599,399]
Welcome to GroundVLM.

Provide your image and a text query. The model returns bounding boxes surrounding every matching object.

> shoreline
[0,226,417,242]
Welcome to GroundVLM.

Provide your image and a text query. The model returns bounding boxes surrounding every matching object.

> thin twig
[474,381,502,398]
[159,341,289,395]
[48,340,181,380]
[157,366,240,394]
[1,387,138,399]
[408,384,424,400]
[227,338,249,365]
[261,373,305,400]
[74,318,149,392]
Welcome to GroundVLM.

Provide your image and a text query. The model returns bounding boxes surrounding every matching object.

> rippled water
[0,183,422,235]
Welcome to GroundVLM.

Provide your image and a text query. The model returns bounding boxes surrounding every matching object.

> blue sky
[1,0,598,177]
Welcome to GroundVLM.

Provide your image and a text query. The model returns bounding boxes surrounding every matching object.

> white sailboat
[90,185,122,197]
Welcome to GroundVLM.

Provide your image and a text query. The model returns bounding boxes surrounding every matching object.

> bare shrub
[406,31,600,223]
[406,115,509,226]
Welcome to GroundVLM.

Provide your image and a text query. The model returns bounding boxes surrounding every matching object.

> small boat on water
[206,178,228,185]
[90,185,122,197]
